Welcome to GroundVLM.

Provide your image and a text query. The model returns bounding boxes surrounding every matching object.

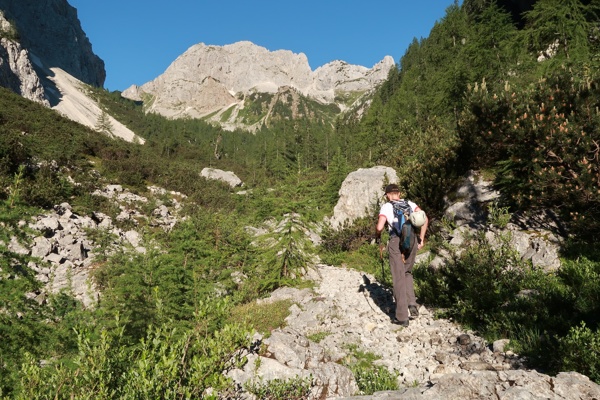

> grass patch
[220,105,236,122]
[245,375,313,400]
[334,90,366,107]
[341,343,399,395]
[306,331,330,343]
[228,299,293,336]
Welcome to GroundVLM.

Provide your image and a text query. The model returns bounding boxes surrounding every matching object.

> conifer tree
[523,0,600,64]
[95,110,114,136]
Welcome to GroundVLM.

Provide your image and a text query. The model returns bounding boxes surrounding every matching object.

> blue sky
[68,1,459,92]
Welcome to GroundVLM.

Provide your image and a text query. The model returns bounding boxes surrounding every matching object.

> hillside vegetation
[1,0,600,397]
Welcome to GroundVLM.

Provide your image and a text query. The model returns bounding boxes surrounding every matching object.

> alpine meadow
[1,0,600,398]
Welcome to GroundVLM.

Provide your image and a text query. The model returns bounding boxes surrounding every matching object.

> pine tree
[95,110,114,137]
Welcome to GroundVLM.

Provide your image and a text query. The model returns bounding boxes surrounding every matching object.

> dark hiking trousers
[387,236,418,322]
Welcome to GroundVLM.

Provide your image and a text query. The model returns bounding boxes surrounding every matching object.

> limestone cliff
[0,32,48,105]
[0,0,104,87]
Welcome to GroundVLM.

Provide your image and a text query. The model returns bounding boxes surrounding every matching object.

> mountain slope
[0,1,143,143]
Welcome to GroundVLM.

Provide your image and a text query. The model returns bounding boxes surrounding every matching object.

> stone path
[287,264,520,385]
[228,263,600,399]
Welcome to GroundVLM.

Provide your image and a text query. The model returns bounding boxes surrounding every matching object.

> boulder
[439,171,562,271]
[330,166,398,230]
[201,167,243,188]
[228,327,359,399]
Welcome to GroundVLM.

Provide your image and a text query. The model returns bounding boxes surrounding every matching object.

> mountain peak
[122,40,394,128]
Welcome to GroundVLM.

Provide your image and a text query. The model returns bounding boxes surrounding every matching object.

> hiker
[374,184,428,327]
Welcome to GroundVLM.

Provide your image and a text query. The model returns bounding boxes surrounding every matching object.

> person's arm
[375,214,387,241]
[416,207,428,249]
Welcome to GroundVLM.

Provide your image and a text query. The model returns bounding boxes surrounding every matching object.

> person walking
[374,184,428,326]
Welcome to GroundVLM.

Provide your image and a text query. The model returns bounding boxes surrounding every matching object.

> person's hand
[418,238,425,250]
[372,233,385,254]
[378,243,386,259]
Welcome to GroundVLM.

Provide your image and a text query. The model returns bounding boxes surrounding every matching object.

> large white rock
[329,166,399,230]
[201,167,243,188]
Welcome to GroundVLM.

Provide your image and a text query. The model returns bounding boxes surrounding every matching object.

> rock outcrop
[435,170,563,271]
[8,184,185,308]
[0,28,48,105]
[329,166,399,230]
[122,41,394,122]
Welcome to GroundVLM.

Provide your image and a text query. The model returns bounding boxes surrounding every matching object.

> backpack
[391,200,416,255]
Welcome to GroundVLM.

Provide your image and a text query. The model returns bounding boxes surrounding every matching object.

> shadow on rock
[358,274,395,318]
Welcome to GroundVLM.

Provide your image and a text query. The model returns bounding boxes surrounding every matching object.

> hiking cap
[385,184,400,194]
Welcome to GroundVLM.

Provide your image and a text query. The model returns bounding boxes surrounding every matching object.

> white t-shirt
[379,200,418,234]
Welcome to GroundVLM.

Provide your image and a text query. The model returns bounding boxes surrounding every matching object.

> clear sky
[68,1,459,92]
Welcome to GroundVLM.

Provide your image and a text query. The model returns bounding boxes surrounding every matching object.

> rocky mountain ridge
[122,41,395,130]
[0,0,394,134]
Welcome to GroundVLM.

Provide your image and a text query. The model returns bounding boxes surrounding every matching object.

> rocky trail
[228,263,600,399]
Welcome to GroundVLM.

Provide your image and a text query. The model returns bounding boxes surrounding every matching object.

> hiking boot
[391,318,409,327]
[409,305,419,318]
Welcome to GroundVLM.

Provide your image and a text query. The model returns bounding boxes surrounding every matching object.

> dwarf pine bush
[558,322,600,382]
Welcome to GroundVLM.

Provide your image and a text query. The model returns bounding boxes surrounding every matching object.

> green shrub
[416,230,530,332]
[0,19,19,41]
[459,64,600,240]
[558,256,600,317]
[20,165,73,209]
[487,201,511,228]
[558,322,600,382]
[306,331,330,343]
[255,214,315,292]
[245,376,313,400]
[352,364,399,395]
[320,216,376,254]
[13,308,252,399]
[415,232,600,381]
